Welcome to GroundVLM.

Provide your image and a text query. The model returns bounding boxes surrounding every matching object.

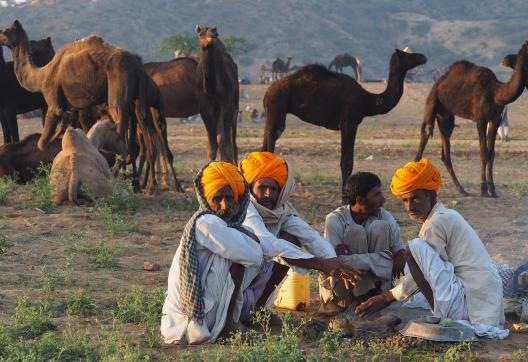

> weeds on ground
[86,237,119,269]
[96,179,140,235]
[65,289,97,317]
[28,163,55,213]
[295,173,340,187]
[513,346,528,361]
[159,193,199,213]
[511,180,528,196]
[0,176,15,204]
[0,235,12,254]
[12,296,56,339]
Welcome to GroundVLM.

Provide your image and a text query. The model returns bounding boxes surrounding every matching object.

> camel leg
[0,110,10,144]
[340,120,359,202]
[476,119,489,197]
[200,106,219,160]
[6,108,19,143]
[438,114,468,196]
[486,118,500,197]
[415,87,438,161]
[262,100,286,153]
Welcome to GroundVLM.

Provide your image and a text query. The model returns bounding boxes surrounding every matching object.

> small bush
[112,285,165,324]
[28,163,55,213]
[66,289,97,317]
[12,296,56,339]
[0,235,12,254]
[87,238,119,269]
[0,176,15,204]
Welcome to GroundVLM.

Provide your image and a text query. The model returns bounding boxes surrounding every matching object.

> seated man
[239,152,360,319]
[321,172,406,314]
[356,158,507,338]
[161,162,264,345]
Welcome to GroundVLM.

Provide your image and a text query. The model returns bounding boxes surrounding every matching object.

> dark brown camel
[501,53,528,90]
[0,20,144,175]
[415,41,528,197]
[262,49,427,200]
[329,53,361,81]
[0,38,55,144]
[272,56,292,80]
[144,57,199,118]
[195,25,239,163]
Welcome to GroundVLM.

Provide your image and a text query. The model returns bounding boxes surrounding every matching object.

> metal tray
[400,320,478,342]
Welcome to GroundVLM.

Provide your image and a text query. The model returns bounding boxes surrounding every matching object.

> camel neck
[201,43,217,95]
[494,51,528,106]
[364,68,405,116]
[12,33,44,93]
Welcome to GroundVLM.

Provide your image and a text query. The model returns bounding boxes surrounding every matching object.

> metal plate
[400,320,478,342]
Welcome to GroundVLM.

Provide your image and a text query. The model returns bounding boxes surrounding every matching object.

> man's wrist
[383,291,396,303]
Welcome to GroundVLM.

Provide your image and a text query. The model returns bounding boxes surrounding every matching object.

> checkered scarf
[179,162,251,322]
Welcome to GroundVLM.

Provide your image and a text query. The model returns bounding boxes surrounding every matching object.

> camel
[50,119,123,205]
[272,56,292,80]
[259,63,273,84]
[0,20,145,171]
[415,41,528,197]
[0,38,55,144]
[195,25,239,163]
[262,49,427,200]
[144,57,199,118]
[329,53,361,81]
[501,53,528,91]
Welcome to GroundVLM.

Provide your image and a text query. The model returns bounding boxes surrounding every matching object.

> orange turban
[239,152,288,188]
[200,162,245,202]
[390,158,441,197]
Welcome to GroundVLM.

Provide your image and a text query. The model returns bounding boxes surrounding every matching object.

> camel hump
[296,64,340,79]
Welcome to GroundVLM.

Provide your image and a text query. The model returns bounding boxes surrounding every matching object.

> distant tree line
[159,34,251,59]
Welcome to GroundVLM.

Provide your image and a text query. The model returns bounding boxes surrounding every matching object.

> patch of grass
[295,173,340,187]
[0,235,12,254]
[12,296,56,339]
[0,176,15,204]
[65,289,97,317]
[28,163,55,213]
[86,237,120,269]
[513,346,528,362]
[112,285,165,324]
[510,180,528,196]
[159,193,199,212]
[96,179,140,235]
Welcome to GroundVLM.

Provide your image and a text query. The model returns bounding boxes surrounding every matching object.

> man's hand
[355,291,395,317]
[334,243,350,255]
[319,257,362,287]
[392,250,407,276]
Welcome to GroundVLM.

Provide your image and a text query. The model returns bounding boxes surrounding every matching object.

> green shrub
[0,176,15,204]
[28,163,55,213]
[66,289,97,317]
[112,285,165,324]
[12,296,56,339]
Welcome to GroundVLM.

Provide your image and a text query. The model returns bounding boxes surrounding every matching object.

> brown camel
[195,25,239,163]
[144,57,199,118]
[262,49,427,200]
[329,53,361,81]
[0,20,144,171]
[0,38,55,144]
[272,56,292,80]
[501,53,528,90]
[415,41,528,197]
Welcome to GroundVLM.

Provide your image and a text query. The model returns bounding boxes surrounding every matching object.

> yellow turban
[239,152,288,188]
[200,162,245,202]
[390,158,441,197]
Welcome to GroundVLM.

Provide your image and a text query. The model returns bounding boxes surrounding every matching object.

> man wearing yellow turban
[239,152,361,322]
[162,162,265,344]
[356,159,507,339]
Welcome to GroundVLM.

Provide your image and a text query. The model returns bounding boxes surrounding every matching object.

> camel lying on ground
[50,119,124,205]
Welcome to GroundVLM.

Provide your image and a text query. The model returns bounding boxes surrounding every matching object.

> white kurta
[391,202,504,327]
[161,214,263,345]
[243,202,336,274]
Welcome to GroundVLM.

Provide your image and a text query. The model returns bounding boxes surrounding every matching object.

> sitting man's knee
[368,220,391,235]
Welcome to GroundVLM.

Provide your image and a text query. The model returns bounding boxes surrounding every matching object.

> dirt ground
[1,82,528,360]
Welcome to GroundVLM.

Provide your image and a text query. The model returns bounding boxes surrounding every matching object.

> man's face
[357,185,385,215]
[207,185,238,220]
[400,189,434,222]
[251,178,279,209]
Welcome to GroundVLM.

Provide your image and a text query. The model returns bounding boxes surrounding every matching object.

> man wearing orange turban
[355,159,507,339]
[239,152,360,323]
[162,162,265,344]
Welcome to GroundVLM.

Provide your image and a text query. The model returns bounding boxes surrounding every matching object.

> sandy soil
[1,82,527,359]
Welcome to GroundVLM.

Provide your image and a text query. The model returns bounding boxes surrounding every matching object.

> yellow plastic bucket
[273,269,310,311]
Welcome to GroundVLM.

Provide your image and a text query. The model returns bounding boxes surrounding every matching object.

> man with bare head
[356,158,507,339]
[320,172,406,315]
[240,152,361,321]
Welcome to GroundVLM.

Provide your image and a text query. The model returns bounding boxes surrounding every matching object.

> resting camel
[272,56,292,80]
[0,20,144,174]
[195,25,239,163]
[262,49,427,200]
[0,38,55,143]
[415,41,528,197]
[501,53,528,91]
[329,53,361,81]
[50,119,123,205]
[144,57,199,118]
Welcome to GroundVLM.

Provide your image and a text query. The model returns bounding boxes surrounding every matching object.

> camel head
[195,25,218,49]
[87,117,126,155]
[390,49,427,73]
[502,54,516,69]
[0,20,26,49]
[29,37,55,67]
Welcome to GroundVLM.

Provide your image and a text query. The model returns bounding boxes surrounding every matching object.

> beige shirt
[391,202,504,326]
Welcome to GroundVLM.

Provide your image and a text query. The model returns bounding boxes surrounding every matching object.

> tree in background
[159,33,251,60]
